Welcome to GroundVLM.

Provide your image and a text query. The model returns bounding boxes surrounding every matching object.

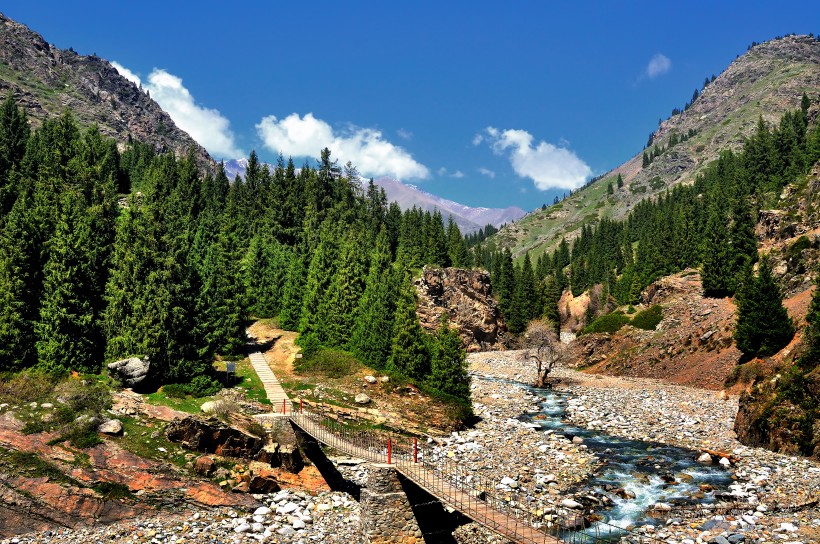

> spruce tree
[348,228,397,368]
[702,204,733,297]
[0,190,40,370]
[35,191,98,374]
[278,252,308,331]
[446,217,469,268]
[427,317,470,401]
[387,272,430,380]
[317,232,368,347]
[734,257,794,357]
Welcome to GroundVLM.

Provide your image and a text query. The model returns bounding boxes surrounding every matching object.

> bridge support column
[361,464,424,544]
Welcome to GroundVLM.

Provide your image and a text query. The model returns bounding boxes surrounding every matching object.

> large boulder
[107,357,150,387]
[415,267,507,351]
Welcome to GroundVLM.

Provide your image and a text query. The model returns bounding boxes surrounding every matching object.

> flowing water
[524,387,733,538]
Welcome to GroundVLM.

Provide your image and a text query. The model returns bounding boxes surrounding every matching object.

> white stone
[279,502,299,514]
[719,457,732,467]
[251,522,264,533]
[97,419,123,435]
[317,503,332,512]
[292,518,306,530]
[40,403,53,409]
[253,506,270,516]
[234,523,251,533]
[354,393,371,405]
[561,498,583,509]
[697,452,713,464]
[380,376,390,382]
[364,375,377,384]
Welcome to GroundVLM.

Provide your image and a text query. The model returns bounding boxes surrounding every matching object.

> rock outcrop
[165,416,266,459]
[734,365,820,459]
[414,267,506,351]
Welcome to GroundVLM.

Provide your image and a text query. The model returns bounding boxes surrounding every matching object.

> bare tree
[523,320,563,388]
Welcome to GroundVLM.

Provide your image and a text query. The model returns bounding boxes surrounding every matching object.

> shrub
[649,176,665,190]
[161,384,188,398]
[244,419,268,438]
[0,371,55,404]
[631,305,663,330]
[185,375,222,397]
[294,349,361,379]
[583,311,630,334]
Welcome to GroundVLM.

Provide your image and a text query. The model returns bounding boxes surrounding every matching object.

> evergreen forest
[0,95,471,403]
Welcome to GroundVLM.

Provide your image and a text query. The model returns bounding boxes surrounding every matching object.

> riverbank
[468,351,820,544]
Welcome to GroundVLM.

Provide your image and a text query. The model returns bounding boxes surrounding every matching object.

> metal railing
[288,400,648,544]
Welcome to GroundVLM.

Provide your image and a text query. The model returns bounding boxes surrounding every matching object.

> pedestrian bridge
[247,346,625,544]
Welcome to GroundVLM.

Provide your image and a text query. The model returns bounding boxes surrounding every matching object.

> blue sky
[4,1,817,210]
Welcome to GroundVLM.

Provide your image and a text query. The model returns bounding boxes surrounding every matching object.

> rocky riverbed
[466,351,820,544]
[0,489,363,544]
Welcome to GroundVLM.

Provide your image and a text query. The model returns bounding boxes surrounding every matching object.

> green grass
[145,358,272,412]
[0,447,82,487]
[114,416,191,468]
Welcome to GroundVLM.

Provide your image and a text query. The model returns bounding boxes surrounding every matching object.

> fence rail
[287,401,635,544]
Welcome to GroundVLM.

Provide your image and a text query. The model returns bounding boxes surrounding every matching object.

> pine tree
[0,189,41,370]
[733,257,794,357]
[35,191,98,374]
[348,229,397,369]
[702,203,734,297]
[0,94,30,217]
[387,272,430,380]
[427,317,470,400]
[317,232,368,347]
[446,217,469,268]
[278,252,308,331]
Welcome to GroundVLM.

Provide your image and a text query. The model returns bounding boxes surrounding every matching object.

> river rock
[354,393,371,404]
[697,452,713,464]
[561,498,583,509]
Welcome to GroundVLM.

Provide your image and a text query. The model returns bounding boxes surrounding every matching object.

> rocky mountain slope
[491,35,820,259]
[0,12,212,166]
[223,159,526,233]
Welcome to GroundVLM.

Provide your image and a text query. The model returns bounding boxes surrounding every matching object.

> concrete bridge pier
[361,464,425,544]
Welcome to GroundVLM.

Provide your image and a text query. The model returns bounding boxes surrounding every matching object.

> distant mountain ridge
[489,34,820,259]
[223,159,526,233]
[0,12,213,167]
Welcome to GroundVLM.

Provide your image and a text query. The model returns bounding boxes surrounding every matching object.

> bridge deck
[290,414,560,544]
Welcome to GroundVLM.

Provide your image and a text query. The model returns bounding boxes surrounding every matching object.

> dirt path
[246,322,300,378]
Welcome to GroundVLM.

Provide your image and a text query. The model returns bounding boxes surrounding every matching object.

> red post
[387,438,392,464]
[413,438,418,463]
[282,399,286,414]
[300,398,303,413]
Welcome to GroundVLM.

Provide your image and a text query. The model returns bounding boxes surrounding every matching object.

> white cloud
[482,127,591,191]
[646,54,671,79]
[256,113,429,180]
[472,133,484,146]
[438,167,465,179]
[111,62,243,159]
[478,167,496,178]
[397,128,413,140]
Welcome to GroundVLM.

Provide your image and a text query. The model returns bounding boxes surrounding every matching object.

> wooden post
[387,438,392,464]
